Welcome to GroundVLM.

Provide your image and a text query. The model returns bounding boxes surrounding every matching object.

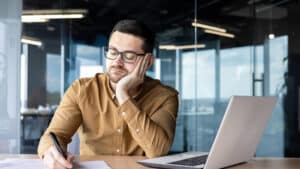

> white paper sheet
[0,158,111,169]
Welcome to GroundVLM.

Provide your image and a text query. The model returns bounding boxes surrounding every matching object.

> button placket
[116,113,124,155]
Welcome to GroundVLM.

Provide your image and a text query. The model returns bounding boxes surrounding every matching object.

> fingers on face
[141,54,151,75]
[133,53,151,78]
[132,56,143,74]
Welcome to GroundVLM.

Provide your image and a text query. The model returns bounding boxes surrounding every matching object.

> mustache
[109,65,127,72]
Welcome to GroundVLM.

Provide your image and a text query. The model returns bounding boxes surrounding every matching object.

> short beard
[107,66,128,83]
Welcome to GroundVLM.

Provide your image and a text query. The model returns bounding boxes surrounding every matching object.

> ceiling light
[22,9,87,22]
[22,18,48,23]
[159,44,206,50]
[22,14,85,20]
[47,26,56,32]
[159,45,176,50]
[204,29,235,38]
[268,34,275,39]
[192,22,226,33]
[21,36,42,47]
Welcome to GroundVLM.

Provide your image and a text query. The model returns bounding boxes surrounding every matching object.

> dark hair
[110,19,155,53]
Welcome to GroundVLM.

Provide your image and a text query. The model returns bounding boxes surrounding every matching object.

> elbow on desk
[145,150,167,158]
[144,134,175,158]
[144,143,171,158]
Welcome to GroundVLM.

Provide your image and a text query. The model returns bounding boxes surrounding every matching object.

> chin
[108,73,124,83]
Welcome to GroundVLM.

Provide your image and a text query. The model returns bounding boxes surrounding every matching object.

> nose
[113,54,124,65]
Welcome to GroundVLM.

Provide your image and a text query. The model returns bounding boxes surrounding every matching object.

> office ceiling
[22,0,296,46]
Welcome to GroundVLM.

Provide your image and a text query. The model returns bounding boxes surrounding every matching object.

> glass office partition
[220,46,252,99]
[180,49,216,151]
[160,1,293,157]
[163,32,287,157]
[46,53,61,105]
[18,0,300,156]
[256,36,287,156]
[0,0,22,153]
[75,44,104,78]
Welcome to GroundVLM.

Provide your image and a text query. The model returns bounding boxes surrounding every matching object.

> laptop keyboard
[169,155,208,166]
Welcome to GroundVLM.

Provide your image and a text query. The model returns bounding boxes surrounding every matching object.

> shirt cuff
[38,140,54,159]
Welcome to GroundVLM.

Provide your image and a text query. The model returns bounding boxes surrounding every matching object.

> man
[38,19,178,169]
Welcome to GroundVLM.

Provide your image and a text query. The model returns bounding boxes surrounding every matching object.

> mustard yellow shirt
[38,73,178,158]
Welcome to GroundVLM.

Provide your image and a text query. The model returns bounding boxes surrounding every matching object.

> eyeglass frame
[104,47,146,63]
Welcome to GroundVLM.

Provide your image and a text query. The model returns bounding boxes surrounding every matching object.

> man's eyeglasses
[104,47,145,63]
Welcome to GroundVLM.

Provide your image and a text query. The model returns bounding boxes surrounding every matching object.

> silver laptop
[138,96,277,169]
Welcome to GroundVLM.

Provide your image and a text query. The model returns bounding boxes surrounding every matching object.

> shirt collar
[103,73,116,100]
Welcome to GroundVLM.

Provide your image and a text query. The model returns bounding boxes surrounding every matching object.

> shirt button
[121,112,126,117]
[117,128,122,133]
[116,149,120,153]
[136,128,140,133]
[112,95,116,99]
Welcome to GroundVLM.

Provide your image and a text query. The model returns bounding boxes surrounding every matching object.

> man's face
[106,31,145,83]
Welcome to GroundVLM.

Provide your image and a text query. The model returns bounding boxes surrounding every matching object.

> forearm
[119,99,177,158]
[127,116,173,158]
[38,110,82,158]
[38,133,55,159]
[116,89,130,105]
[38,129,70,159]
[38,79,82,158]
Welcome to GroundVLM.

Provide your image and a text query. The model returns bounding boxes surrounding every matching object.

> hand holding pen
[49,132,67,159]
[42,132,74,169]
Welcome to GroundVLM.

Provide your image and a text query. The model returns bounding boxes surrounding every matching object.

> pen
[49,132,67,159]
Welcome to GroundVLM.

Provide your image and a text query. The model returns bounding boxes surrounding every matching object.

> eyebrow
[108,46,145,54]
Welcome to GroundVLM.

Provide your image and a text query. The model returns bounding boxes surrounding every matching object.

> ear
[146,54,154,70]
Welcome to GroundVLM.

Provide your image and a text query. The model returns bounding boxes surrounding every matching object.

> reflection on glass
[256,36,287,157]
[220,46,252,99]
[76,44,103,77]
[169,37,286,156]
[269,36,288,95]
[46,53,61,105]
[182,49,215,100]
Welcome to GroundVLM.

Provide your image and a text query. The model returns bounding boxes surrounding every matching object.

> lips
[110,67,127,74]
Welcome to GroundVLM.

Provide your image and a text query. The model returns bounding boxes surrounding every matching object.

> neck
[109,81,117,91]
